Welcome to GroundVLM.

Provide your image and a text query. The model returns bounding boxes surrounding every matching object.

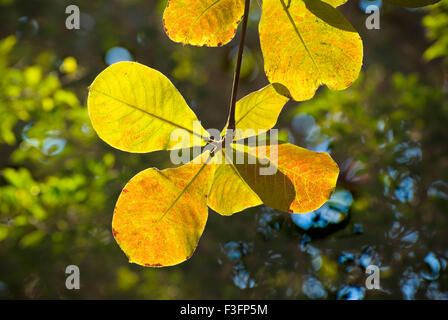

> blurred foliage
[423,0,448,63]
[0,0,447,299]
[0,34,118,298]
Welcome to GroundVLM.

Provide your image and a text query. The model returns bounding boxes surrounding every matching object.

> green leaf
[19,230,45,248]
[372,0,440,8]
[0,225,9,242]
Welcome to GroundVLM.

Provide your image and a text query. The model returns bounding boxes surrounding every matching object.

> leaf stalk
[225,0,251,140]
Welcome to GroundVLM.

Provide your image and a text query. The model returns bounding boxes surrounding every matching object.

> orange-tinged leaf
[209,140,339,215]
[234,141,339,213]
[230,145,297,212]
[112,155,215,267]
[207,150,262,216]
[163,0,245,47]
[88,61,207,153]
[259,0,363,101]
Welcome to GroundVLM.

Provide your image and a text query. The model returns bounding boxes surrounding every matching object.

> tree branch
[226,0,251,134]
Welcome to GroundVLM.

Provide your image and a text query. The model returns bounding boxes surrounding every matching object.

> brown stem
[226,0,251,134]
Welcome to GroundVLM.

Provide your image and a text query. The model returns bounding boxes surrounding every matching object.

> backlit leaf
[112,154,215,267]
[209,141,339,215]
[88,61,207,153]
[259,0,363,101]
[207,150,262,216]
[234,141,339,213]
[323,0,348,6]
[222,84,290,140]
[163,0,245,47]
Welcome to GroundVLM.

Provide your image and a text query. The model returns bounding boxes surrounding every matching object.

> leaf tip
[272,82,292,99]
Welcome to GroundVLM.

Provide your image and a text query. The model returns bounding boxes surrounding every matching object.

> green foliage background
[0,0,447,299]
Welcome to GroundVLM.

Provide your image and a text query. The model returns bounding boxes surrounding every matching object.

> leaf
[210,83,290,216]
[88,61,207,153]
[112,154,215,267]
[259,0,363,101]
[163,0,245,47]
[207,150,262,216]
[323,0,348,6]
[373,0,440,8]
[222,84,290,140]
[234,141,340,213]
[208,140,339,215]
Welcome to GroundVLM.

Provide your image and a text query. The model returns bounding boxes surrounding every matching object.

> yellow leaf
[0,225,9,242]
[259,0,363,101]
[112,155,215,267]
[88,61,207,153]
[222,84,290,140]
[60,56,78,74]
[234,141,339,213]
[208,140,338,215]
[207,150,262,216]
[163,0,245,47]
[323,0,348,6]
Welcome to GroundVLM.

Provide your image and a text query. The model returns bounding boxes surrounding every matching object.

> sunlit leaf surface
[88,61,207,153]
[222,84,290,140]
[208,141,339,215]
[112,155,215,267]
[163,0,245,47]
[207,150,262,216]
[235,142,340,213]
[259,0,363,101]
[323,0,348,6]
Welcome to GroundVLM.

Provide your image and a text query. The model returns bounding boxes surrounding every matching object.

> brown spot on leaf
[145,263,162,267]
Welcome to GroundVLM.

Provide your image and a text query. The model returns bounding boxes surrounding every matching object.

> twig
[225,0,251,135]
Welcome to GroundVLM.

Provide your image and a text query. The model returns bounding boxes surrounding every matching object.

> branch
[226,0,251,134]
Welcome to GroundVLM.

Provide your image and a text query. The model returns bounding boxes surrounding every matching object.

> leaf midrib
[90,88,205,140]
[130,158,211,259]
[278,0,322,81]
[186,0,224,42]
